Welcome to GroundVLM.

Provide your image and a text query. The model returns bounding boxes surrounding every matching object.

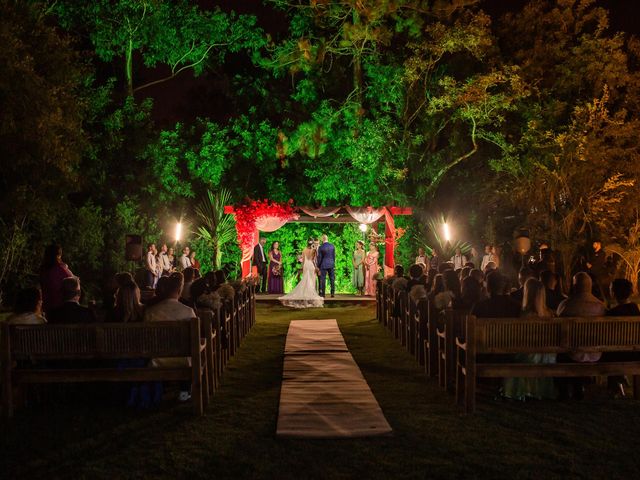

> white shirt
[146,251,157,273]
[480,253,495,271]
[258,244,266,262]
[159,252,172,271]
[180,254,192,270]
[451,254,468,270]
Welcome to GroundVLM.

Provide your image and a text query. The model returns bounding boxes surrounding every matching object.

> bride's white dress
[279,252,324,308]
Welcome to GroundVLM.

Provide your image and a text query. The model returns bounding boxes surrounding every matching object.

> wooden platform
[256,294,375,304]
[276,319,392,438]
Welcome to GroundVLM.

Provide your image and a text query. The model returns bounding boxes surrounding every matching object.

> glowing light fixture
[175,222,183,243]
[359,223,368,232]
[443,222,451,242]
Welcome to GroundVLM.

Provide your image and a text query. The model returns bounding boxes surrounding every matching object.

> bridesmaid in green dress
[352,240,366,295]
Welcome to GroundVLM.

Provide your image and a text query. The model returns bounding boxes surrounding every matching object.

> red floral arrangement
[234,199,297,260]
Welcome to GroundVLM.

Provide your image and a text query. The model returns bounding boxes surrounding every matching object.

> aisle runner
[276,319,392,438]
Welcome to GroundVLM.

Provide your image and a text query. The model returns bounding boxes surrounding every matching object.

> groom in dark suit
[252,237,268,293]
[317,234,336,298]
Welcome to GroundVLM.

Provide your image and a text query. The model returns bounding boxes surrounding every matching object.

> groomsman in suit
[317,234,336,298]
[252,237,268,293]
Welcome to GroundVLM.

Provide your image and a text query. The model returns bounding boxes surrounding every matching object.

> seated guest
[48,277,97,324]
[461,269,486,310]
[144,276,171,308]
[503,278,557,401]
[407,264,428,292]
[607,278,640,316]
[181,267,196,302]
[446,268,466,309]
[8,287,46,325]
[409,284,428,303]
[429,274,454,311]
[144,272,196,402]
[605,278,640,396]
[557,272,605,319]
[144,273,196,323]
[111,278,144,323]
[391,265,408,291]
[471,271,520,318]
[510,267,536,304]
[459,266,472,282]
[557,272,605,399]
[483,261,497,276]
[540,270,566,311]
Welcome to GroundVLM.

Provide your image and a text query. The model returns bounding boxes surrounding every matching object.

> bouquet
[272,264,282,276]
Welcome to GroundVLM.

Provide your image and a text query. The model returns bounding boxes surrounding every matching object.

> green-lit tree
[52,0,264,96]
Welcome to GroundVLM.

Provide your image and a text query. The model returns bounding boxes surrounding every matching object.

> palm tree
[195,189,236,269]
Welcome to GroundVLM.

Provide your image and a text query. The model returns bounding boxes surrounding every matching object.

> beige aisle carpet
[276,319,393,438]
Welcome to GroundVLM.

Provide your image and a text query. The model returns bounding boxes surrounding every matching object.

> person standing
[317,234,336,298]
[189,250,201,271]
[39,243,74,314]
[450,247,468,271]
[480,244,495,271]
[587,240,613,302]
[415,247,428,272]
[268,241,284,294]
[179,246,192,271]
[252,237,268,293]
[364,243,380,296]
[167,247,177,271]
[145,243,158,289]
[352,240,366,295]
[158,244,173,276]
[429,250,440,272]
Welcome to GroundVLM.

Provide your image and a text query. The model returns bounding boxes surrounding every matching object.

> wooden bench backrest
[470,316,640,354]
[4,319,198,360]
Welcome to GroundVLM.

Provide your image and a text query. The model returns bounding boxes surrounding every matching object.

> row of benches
[376,280,640,412]
[1,284,256,418]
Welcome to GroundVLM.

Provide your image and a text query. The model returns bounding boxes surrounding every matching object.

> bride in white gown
[279,240,324,308]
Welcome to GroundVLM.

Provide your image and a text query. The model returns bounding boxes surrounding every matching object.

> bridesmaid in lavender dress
[268,241,284,294]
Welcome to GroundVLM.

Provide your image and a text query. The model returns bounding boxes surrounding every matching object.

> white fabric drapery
[345,206,385,224]
[255,215,296,232]
[299,207,342,218]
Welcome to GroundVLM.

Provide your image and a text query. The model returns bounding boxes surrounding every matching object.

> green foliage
[260,223,364,294]
[52,0,265,95]
[194,190,236,269]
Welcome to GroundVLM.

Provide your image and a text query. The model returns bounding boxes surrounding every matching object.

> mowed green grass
[2,304,640,479]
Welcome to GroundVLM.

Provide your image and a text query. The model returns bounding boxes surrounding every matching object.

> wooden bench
[436,309,468,391]
[455,315,640,413]
[1,318,208,418]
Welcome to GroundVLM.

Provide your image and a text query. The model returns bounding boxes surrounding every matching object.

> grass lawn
[2,304,639,479]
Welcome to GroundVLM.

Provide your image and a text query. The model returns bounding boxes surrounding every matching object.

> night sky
[137,0,640,126]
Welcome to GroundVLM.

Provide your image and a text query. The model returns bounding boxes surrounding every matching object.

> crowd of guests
[144,243,201,289]
[7,243,247,408]
[384,241,638,402]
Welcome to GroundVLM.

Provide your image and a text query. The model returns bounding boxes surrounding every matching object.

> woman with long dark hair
[39,243,73,313]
